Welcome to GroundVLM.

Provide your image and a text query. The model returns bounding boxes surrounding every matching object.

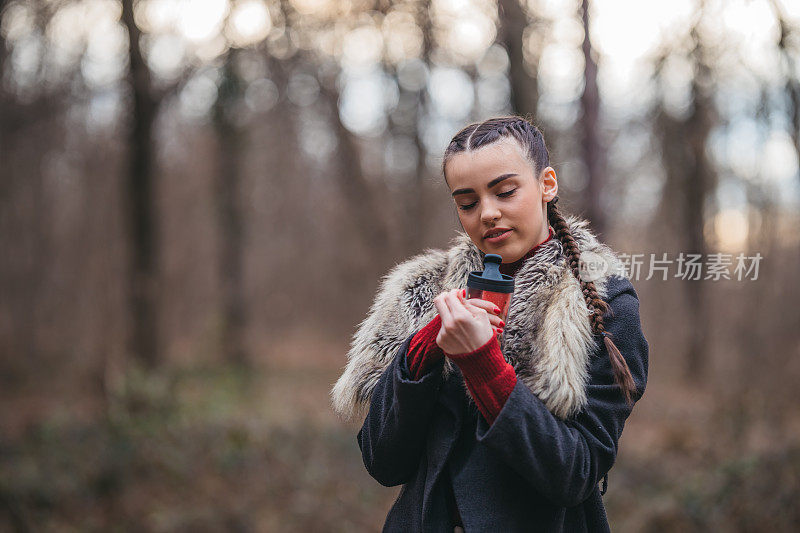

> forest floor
[2,328,799,531]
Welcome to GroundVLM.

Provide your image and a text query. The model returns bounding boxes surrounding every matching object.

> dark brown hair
[442,115,637,406]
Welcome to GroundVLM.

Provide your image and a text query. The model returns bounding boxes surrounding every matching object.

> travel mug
[466,254,515,326]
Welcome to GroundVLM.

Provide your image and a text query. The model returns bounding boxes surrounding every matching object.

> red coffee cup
[466,254,515,325]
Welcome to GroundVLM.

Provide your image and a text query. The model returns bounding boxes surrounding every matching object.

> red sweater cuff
[407,314,444,380]
[446,334,517,424]
[445,334,508,385]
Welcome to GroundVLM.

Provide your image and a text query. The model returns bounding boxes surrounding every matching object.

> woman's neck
[499,226,555,277]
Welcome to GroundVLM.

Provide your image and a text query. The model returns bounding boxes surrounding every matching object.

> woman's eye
[458,189,516,211]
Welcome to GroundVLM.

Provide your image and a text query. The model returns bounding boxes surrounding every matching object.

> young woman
[331,116,649,532]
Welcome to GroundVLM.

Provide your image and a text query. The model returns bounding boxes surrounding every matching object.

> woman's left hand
[434,289,499,355]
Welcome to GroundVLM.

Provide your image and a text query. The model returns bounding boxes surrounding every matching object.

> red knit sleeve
[445,334,517,425]
[406,314,445,380]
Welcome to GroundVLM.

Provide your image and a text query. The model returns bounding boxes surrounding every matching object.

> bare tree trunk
[1,1,67,378]
[0,0,7,110]
[579,0,607,236]
[683,38,716,381]
[498,0,539,118]
[121,0,160,367]
[404,0,434,255]
[319,83,395,263]
[212,49,248,365]
[653,24,717,381]
[772,3,800,188]
[786,75,800,173]
[407,116,430,254]
[654,103,714,381]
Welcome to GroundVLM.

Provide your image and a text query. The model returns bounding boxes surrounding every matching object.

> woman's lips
[485,229,512,243]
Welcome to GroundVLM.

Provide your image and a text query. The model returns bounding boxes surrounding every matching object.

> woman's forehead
[445,138,531,183]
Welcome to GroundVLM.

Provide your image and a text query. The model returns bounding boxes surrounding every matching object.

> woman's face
[444,137,558,263]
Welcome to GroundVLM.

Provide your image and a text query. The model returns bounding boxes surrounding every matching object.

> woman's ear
[540,166,558,202]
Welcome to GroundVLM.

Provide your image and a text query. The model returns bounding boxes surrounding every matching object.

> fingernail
[463,289,466,297]
[499,320,505,328]
[494,307,501,314]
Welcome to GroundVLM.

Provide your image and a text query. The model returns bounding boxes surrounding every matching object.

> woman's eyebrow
[451,173,518,197]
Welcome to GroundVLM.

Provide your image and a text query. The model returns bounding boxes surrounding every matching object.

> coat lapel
[331,215,624,421]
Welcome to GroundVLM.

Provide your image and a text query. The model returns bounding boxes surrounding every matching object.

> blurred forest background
[2,0,800,530]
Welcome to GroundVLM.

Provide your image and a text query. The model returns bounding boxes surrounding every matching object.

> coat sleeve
[474,276,649,507]
[357,332,446,487]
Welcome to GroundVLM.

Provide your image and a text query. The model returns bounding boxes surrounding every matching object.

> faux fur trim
[330,215,624,422]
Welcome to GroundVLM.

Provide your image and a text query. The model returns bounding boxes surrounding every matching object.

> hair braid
[547,197,637,407]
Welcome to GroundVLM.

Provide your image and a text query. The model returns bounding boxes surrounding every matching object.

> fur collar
[331,215,624,421]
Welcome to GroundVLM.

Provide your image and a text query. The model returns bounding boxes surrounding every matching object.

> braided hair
[442,116,637,406]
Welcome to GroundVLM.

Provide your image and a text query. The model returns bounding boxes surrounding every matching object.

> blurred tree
[319,82,397,271]
[497,0,538,118]
[652,10,718,381]
[120,0,162,367]
[119,0,192,367]
[0,0,68,377]
[578,0,608,236]
[400,0,434,256]
[212,48,248,365]
[771,0,800,185]
[314,48,395,265]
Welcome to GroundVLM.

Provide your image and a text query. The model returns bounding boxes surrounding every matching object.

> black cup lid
[467,254,515,293]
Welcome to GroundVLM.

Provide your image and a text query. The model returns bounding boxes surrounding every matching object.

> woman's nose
[480,203,501,223]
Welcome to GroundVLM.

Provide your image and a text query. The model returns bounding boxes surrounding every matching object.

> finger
[443,290,474,323]
[455,289,478,317]
[464,300,504,328]
[455,289,483,317]
[464,298,500,314]
[443,290,469,318]
[464,297,502,316]
[434,294,454,329]
[456,288,469,304]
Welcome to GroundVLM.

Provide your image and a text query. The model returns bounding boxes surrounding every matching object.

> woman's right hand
[433,289,505,355]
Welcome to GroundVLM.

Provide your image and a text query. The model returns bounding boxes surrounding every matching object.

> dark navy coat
[357,275,649,532]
